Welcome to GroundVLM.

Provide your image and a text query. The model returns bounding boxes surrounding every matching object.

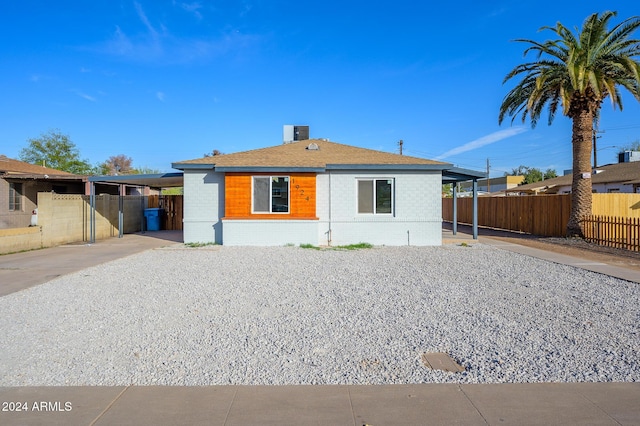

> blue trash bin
[144,208,162,231]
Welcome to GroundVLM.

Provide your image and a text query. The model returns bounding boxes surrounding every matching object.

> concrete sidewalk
[1,230,639,425]
[1,383,639,425]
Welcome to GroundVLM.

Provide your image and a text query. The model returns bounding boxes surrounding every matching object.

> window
[357,179,393,214]
[253,176,289,213]
[9,182,23,211]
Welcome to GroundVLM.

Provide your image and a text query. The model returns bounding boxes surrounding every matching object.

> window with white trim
[253,176,289,213]
[357,178,393,214]
[9,182,23,211]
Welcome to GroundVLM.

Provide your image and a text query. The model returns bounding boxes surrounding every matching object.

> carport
[87,172,183,243]
[442,167,486,239]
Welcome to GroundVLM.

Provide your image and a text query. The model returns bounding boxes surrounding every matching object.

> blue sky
[1,1,639,177]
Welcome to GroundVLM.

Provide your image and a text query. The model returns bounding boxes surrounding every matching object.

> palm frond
[500,11,640,126]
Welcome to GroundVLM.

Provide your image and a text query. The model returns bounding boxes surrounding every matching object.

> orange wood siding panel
[224,173,317,219]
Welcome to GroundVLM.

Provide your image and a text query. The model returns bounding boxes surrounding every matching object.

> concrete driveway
[0,231,182,297]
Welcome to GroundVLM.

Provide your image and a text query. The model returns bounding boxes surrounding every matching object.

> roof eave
[88,172,183,182]
[171,162,215,170]
[2,174,86,181]
[326,163,450,171]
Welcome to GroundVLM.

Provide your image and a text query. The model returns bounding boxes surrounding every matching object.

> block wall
[183,170,224,244]
[38,193,145,246]
[0,227,42,255]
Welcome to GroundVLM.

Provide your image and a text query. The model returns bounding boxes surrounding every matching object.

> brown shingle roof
[173,139,447,170]
[506,161,640,193]
[0,155,78,177]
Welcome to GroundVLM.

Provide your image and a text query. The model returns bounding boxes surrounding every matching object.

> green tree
[507,165,558,184]
[162,187,184,195]
[523,168,544,184]
[441,183,453,197]
[544,168,558,180]
[133,166,161,174]
[499,11,640,236]
[506,165,529,176]
[20,129,93,174]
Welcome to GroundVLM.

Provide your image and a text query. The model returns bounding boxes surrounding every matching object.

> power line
[602,124,640,131]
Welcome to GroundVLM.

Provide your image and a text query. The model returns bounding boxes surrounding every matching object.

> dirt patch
[446,223,640,272]
[486,235,640,271]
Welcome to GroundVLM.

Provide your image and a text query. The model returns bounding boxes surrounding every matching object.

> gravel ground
[0,244,638,386]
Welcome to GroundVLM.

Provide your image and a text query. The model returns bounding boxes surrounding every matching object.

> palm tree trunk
[566,110,593,237]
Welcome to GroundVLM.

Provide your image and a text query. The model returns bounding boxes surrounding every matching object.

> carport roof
[442,167,486,183]
[88,172,183,188]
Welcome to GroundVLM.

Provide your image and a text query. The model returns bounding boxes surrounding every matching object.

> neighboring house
[172,139,456,246]
[459,175,524,194]
[0,155,87,228]
[506,160,640,195]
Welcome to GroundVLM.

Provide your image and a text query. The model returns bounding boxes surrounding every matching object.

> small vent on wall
[306,143,319,151]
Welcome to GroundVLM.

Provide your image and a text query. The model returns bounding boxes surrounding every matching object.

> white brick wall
[223,220,318,246]
[183,170,224,244]
[317,170,442,246]
[316,173,330,220]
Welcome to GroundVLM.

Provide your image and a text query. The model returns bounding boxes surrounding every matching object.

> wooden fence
[581,215,640,252]
[442,193,640,237]
[442,194,572,237]
[148,195,183,231]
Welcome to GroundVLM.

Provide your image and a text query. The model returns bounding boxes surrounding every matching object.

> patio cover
[87,172,183,242]
[442,167,486,239]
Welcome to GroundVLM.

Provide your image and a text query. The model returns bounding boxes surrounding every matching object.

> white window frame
[356,178,394,215]
[252,176,290,214]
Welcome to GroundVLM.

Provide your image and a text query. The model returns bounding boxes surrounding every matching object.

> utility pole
[398,139,403,155]
[593,128,605,168]
[486,158,490,193]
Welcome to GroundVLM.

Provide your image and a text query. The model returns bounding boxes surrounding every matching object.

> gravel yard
[0,244,638,386]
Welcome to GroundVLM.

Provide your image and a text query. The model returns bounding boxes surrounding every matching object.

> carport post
[472,179,478,240]
[141,193,146,234]
[452,183,458,235]
[89,182,96,244]
[118,184,124,238]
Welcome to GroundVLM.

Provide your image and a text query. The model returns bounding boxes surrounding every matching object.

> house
[0,155,86,228]
[458,175,524,194]
[172,139,466,246]
[506,160,640,195]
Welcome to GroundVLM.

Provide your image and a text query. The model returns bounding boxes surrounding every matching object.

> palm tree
[499,11,640,236]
